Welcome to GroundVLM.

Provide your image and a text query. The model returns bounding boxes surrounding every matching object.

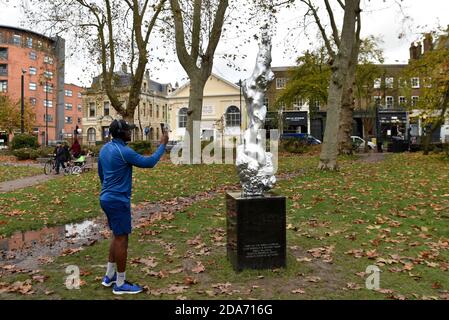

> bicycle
[44,154,71,175]
[44,154,56,175]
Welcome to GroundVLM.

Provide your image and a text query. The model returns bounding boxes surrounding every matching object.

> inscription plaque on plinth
[226,192,286,271]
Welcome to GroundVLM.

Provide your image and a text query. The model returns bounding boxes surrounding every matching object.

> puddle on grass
[0,219,102,252]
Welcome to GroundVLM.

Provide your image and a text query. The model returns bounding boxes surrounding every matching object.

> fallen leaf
[291,288,305,294]
[192,261,205,274]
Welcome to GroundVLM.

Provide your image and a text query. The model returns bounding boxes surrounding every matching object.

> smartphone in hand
[160,122,170,133]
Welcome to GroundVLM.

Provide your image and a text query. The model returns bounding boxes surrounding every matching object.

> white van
[441,125,449,143]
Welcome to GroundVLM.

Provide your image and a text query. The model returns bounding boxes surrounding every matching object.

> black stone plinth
[226,192,286,271]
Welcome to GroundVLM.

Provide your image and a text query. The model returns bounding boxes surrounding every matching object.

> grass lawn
[1,152,448,300]
[0,165,43,183]
[0,154,315,237]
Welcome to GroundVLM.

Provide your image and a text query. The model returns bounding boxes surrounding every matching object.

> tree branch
[204,0,228,71]
[170,0,195,74]
[191,0,202,63]
[324,0,341,49]
[301,0,336,59]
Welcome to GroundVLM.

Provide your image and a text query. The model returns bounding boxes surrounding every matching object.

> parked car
[351,136,376,150]
[280,133,322,145]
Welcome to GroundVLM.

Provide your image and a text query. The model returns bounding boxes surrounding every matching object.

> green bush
[280,138,309,154]
[36,146,56,157]
[11,134,39,150]
[12,148,42,160]
[128,140,153,155]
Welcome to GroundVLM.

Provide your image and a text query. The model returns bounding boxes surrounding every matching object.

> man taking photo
[98,119,168,295]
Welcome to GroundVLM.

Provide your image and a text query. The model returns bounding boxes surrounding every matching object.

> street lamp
[375,102,383,153]
[45,78,49,146]
[21,68,26,133]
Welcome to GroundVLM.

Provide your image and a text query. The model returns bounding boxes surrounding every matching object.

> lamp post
[21,69,26,133]
[45,79,49,146]
[375,103,383,153]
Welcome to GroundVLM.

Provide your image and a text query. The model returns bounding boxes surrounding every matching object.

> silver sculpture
[236,31,276,196]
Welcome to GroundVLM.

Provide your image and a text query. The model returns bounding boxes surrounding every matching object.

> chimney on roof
[121,62,127,73]
[409,42,422,60]
[409,42,416,60]
[416,42,422,58]
[423,33,434,53]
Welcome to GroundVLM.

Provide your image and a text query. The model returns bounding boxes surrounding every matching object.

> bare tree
[168,0,228,163]
[300,0,361,170]
[23,0,167,124]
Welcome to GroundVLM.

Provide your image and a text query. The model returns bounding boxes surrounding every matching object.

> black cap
[109,119,137,137]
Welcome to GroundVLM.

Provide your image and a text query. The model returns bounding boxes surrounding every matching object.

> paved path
[0,173,62,193]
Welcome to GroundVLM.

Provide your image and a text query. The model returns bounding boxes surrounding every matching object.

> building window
[276,78,287,89]
[104,101,110,116]
[77,92,82,98]
[77,118,81,124]
[65,103,73,110]
[65,89,73,97]
[44,99,53,107]
[373,96,381,105]
[0,80,7,92]
[156,105,160,118]
[44,56,54,64]
[89,103,96,118]
[411,77,420,88]
[373,78,381,89]
[26,37,33,48]
[65,116,73,124]
[0,48,8,60]
[385,77,394,89]
[29,82,37,91]
[178,107,187,128]
[87,128,96,142]
[149,104,153,117]
[411,96,419,107]
[43,83,53,93]
[386,96,394,109]
[29,66,37,75]
[13,34,21,45]
[30,97,37,106]
[226,106,241,127]
[29,51,37,60]
[0,64,7,76]
[398,78,407,88]
[399,96,407,106]
[44,71,53,79]
[44,114,53,122]
[77,104,82,112]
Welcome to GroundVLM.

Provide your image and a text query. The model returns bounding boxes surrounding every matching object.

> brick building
[63,83,84,143]
[264,36,443,142]
[0,25,67,146]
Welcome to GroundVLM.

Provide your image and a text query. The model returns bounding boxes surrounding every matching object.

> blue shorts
[100,200,132,236]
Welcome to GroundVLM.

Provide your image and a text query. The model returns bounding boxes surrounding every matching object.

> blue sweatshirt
[98,138,166,203]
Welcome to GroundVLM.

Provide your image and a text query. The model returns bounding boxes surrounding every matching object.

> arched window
[226,106,240,127]
[178,107,188,128]
[87,128,96,142]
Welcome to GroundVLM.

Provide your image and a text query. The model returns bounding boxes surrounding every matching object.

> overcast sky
[1,0,449,88]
